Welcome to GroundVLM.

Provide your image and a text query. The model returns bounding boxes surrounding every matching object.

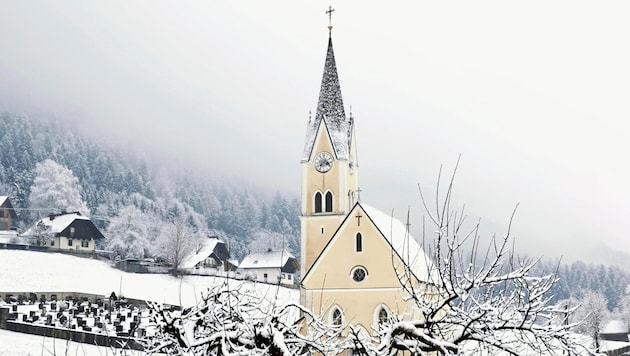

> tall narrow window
[378,307,388,325]
[315,192,323,213]
[355,233,363,252]
[325,191,333,212]
[332,308,342,326]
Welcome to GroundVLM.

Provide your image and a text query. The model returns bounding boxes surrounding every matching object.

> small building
[23,212,105,252]
[0,196,17,231]
[238,249,299,286]
[180,236,235,274]
[114,258,171,274]
[601,319,629,342]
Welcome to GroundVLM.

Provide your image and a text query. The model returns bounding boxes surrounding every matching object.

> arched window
[373,305,391,329]
[332,308,342,326]
[325,191,333,212]
[314,192,322,213]
[378,307,388,324]
[355,233,362,252]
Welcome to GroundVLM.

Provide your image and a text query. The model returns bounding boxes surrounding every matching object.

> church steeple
[300,11,360,277]
[302,34,353,162]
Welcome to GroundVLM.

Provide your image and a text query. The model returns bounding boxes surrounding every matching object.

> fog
[2,1,630,264]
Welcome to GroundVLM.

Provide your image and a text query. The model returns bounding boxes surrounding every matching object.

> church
[299,14,433,337]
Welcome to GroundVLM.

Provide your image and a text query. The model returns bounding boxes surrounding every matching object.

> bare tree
[622,288,630,334]
[156,220,198,275]
[144,282,344,355]
[361,162,593,356]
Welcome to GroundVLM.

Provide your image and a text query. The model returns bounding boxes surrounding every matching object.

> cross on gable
[355,211,363,226]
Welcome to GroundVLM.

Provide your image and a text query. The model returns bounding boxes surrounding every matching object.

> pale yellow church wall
[302,206,411,290]
[302,123,346,216]
[301,121,359,274]
[300,215,345,275]
[306,288,416,335]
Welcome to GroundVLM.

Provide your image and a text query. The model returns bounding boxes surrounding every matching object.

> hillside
[0,249,298,307]
[0,112,300,261]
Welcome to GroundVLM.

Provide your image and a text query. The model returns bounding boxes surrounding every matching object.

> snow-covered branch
[367,164,594,356]
[144,282,345,355]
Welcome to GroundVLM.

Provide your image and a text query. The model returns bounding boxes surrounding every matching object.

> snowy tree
[574,291,609,352]
[155,220,198,275]
[28,159,89,219]
[144,282,344,355]
[154,197,206,274]
[104,205,151,260]
[621,288,630,332]
[363,163,590,356]
[30,221,55,246]
[247,228,287,253]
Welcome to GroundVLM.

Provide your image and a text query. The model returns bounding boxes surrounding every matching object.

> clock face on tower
[314,151,334,173]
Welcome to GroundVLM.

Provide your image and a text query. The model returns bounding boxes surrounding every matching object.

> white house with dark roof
[180,236,235,274]
[22,212,105,252]
[238,249,299,286]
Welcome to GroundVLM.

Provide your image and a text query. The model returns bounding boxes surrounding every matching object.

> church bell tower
[300,9,359,278]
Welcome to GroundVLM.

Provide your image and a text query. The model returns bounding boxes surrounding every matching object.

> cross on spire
[326,5,335,32]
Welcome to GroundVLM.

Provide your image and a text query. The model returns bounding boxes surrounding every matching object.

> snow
[22,212,90,235]
[302,36,352,162]
[0,250,299,308]
[239,249,296,269]
[602,319,628,334]
[179,238,221,270]
[362,204,434,283]
[0,196,8,206]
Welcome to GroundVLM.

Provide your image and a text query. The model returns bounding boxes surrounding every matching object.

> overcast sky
[1,1,629,264]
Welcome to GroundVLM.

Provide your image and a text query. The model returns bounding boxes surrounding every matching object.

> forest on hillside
[0,112,300,262]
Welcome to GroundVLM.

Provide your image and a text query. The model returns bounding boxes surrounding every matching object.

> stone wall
[4,320,143,350]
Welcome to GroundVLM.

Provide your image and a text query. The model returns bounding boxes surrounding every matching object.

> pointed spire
[315,36,346,128]
[302,9,352,162]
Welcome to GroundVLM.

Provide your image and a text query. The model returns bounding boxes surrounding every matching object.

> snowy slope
[0,250,298,307]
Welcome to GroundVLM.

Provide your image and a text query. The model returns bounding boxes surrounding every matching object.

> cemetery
[0,291,167,350]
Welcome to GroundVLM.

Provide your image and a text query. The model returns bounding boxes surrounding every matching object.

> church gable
[309,119,337,162]
[302,203,416,290]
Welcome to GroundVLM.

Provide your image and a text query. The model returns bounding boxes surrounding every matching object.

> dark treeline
[532,258,630,311]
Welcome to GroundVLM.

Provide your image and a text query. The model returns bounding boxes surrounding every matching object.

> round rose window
[352,266,367,282]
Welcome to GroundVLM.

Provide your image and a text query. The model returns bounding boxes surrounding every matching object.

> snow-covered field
[0,250,298,307]
[0,249,299,355]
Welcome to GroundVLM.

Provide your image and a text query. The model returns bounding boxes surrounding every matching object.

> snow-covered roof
[302,35,353,162]
[602,319,627,334]
[180,237,223,269]
[23,212,91,235]
[239,250,296,270]
[362,204,435,283]
[0,196,8,205]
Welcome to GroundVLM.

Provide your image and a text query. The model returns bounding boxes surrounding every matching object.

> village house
[22,212,105,252]
[0,196,17,231]
[238,249,299,286]
[180,236,237,274]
